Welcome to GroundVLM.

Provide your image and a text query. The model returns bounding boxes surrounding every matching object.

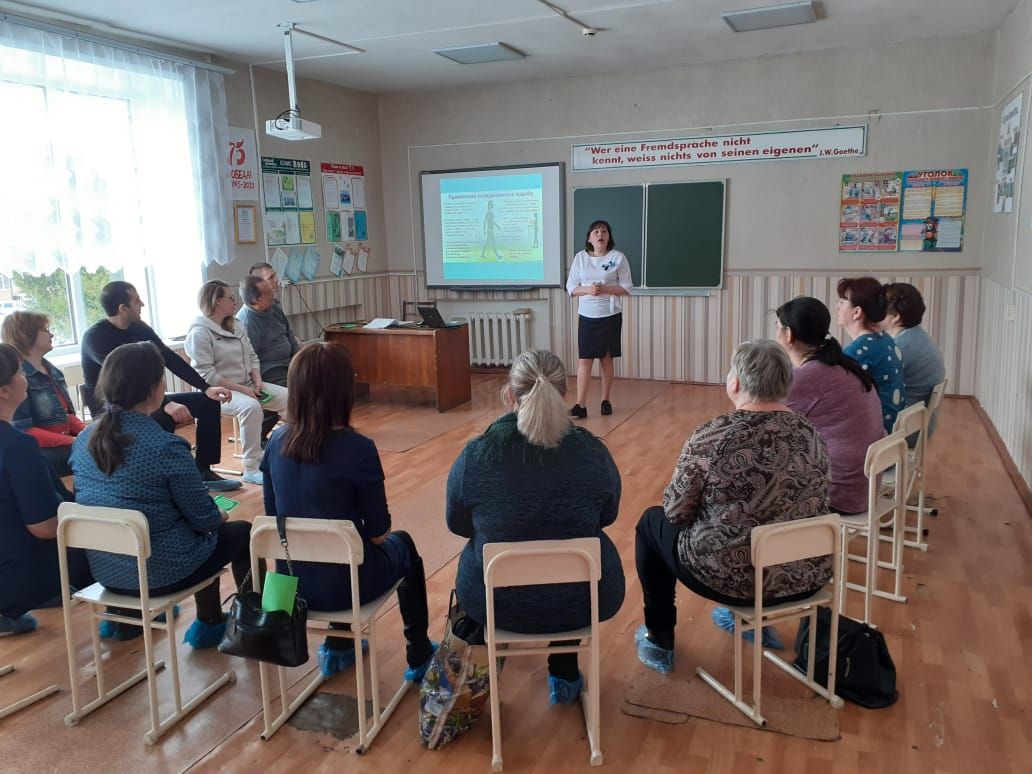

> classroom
[1,1,1030,772]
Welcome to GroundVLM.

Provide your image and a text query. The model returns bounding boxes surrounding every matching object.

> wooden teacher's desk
[323,323,472,411]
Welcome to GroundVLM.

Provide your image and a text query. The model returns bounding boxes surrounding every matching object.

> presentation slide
[421,164,563,288]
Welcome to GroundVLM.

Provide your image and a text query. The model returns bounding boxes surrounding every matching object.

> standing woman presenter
[566,220,632,418]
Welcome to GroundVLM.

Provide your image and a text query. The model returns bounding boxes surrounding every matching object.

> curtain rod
[0,11,235,76]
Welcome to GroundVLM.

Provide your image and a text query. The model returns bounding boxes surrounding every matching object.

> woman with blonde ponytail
[446,349,625,705]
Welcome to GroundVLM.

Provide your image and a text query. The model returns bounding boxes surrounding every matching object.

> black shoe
[570,404,587,419]
[600,400,613,416]
[200,468,243,492]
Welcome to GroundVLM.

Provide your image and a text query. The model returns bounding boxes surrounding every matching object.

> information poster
[995,93,1023,213]
[839,168,967,252]
[839,173,901,251]
[899,169,967,252]
[227,127,259,201]
[321,163,367,258]
[262,157,314,246]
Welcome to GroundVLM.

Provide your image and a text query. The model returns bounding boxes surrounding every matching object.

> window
[0,25,226,347]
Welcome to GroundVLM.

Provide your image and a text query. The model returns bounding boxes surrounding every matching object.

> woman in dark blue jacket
[446,349,625,704]
[262,342,435,681]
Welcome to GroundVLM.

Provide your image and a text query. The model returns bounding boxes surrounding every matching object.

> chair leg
[0,668,59,720]
[581,636,602,766]
[488,639,504,772]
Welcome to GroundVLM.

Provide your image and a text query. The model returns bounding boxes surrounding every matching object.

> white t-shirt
[565,250,633,318]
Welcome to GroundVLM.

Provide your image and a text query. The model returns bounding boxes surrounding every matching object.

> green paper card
[261,571,298,613]
[259,390,274,405]
[213,495,239,512]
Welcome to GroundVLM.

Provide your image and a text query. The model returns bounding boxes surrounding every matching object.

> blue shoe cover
[0,612,38,636]
[99,604,180,640]
[548,673,583,704]
[183,614,227,650]
[317,639,368,678]
[635,624,674,674]
[404,641,439,683]
[711,607,784,650]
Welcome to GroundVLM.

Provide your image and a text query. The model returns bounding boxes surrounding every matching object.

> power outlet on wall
[1004,304,1016,321]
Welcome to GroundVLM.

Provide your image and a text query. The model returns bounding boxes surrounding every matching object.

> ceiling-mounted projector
[265,23,321,142]
[266,115,321,141]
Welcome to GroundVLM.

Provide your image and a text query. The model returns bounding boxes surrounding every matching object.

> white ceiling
[2,0,1019,93]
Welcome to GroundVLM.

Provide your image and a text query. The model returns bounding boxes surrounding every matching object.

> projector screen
[420,163,564,288]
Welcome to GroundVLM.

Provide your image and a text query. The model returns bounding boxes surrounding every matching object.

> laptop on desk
[416,304,463,329]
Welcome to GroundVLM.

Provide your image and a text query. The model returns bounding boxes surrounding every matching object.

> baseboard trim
[971,396,1032,517]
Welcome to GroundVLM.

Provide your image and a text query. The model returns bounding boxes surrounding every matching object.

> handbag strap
[276,513,295,576]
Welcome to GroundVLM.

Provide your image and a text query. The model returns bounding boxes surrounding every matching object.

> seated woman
[185,280,288,485]
[1,311,85,480]
[0,343,92,636]
[776,297,885,515]
[635,340,831,673]
[261,342,435,680]
[882,282,946,437]
[445,349,625,703]
[70,341,251,646]
[836,277,905,433]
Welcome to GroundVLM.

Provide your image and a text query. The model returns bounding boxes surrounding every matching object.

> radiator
[467,309,532,367]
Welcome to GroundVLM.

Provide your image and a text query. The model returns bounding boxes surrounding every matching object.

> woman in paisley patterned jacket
[633,339,831,673]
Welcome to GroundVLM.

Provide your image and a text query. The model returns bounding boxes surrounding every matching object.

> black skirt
[578,313,622,359]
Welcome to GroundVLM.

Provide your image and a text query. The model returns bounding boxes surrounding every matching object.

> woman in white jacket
[185,280,288,485]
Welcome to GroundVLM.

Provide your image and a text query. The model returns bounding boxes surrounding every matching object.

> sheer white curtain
[0,19,233,279]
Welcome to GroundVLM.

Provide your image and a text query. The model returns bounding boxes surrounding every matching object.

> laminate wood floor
[2,376,1029,774]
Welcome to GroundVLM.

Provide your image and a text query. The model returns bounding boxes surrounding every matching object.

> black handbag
[218,515,309,667]
[793,606,898,709]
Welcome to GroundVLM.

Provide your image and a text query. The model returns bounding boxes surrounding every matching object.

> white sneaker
[241,469,263,485]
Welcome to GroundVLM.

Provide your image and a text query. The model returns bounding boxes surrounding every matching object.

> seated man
[240,263,299,387]
[80,281,240,492]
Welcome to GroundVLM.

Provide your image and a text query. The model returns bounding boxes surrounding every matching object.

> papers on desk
[365,318,396,329]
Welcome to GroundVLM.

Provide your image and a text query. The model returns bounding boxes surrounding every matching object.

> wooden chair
[483,538,603,772]
[56,503,235,744]
[249,516,409,753]
[890,402,931,551]
[840,434,909,625]
[696,515,844,726]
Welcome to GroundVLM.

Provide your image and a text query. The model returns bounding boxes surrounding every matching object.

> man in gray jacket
[237,268,298,445]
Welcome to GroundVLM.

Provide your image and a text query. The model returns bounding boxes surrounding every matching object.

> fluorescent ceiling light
[433,42,525,65]
[722,1,817,33]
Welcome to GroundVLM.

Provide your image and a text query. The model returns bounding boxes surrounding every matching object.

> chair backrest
[892,402,927,439]
[750,515,841,570]
[57,502,150,558]
[864,432,908,480]
[483,538,601,590]
[927,378,948,416]
[250,515,364,566]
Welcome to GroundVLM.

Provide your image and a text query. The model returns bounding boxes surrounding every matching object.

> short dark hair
[0,343,22,387]
[584,220,615,253]
[240,275,266,307]
[883,282,926,328]
[836,276,887,324]
[100,281,136,317]
[249,262,274,276]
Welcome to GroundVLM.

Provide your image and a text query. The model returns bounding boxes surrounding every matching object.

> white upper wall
[207,61,387,286]
[378,33,994,276]
[983,0,1032,290]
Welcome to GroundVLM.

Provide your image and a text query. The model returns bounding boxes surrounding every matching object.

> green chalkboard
[644,181,725,288]
[572,185,644,286]
[573,181,725,289]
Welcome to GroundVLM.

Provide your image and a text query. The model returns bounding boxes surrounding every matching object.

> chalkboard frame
[572,179,726,292]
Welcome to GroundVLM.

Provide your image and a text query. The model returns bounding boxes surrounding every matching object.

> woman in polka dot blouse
[836,277,905,434]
